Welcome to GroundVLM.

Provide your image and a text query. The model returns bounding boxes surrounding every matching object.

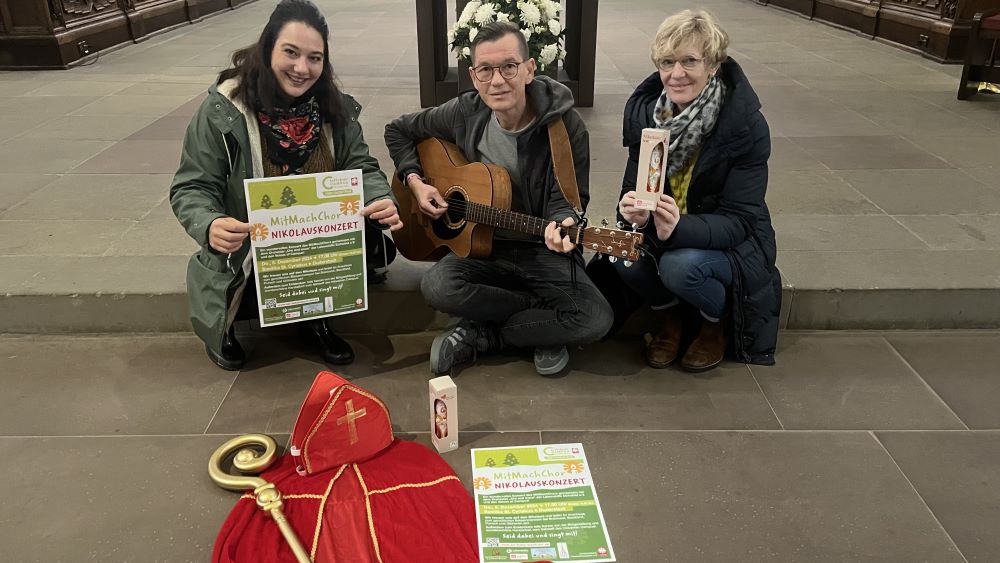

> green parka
[170,79,393,355]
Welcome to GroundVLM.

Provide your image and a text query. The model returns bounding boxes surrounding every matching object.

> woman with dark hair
[612,9,780,373]
[171,0,401,370]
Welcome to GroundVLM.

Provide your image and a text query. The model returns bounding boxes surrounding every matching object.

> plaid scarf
[257,97,323,175]
[652,74,727,178]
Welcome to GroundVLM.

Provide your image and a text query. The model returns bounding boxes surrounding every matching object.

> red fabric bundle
[212,372,480,562]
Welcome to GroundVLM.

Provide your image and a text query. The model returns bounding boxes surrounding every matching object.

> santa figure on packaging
[211,371,480,562]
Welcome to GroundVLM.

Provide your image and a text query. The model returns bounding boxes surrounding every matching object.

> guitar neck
[460,200,578,240]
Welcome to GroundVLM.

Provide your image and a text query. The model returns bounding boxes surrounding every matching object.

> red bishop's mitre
[290,371,393,475]
[212,371,481,563]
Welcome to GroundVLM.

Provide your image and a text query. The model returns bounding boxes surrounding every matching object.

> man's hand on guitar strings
[363,198,404,232]
[407,175,448,219]
[544,217,576,254]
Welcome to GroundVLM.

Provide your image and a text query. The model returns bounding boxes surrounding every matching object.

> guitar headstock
[579,225,644,262]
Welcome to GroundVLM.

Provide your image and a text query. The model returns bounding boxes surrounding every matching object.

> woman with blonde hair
[612,10,780,372]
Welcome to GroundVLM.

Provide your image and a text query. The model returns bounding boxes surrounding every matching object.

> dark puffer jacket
[620,58,781,365]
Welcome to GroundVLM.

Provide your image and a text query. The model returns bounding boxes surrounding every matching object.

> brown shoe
[645,306,683,368]
[681,317,727,372]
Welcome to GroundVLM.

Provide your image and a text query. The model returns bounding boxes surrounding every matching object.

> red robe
[213,372,480,563]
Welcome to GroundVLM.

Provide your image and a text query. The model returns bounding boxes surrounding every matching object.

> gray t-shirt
[477,113,535,239]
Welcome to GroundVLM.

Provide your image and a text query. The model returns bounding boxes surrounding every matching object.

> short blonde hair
[650,10,729,69]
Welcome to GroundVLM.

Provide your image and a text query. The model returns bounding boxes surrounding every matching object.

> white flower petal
[548,19,560,35]
[469,27,478,41]
[460,1,480,20]
[517,1,541,25]
[474,3,496,24]
[539,43,558,65]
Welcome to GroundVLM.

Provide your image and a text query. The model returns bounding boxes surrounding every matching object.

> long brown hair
[218,0,344,129]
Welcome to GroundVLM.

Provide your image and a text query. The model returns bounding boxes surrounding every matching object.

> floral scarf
[652,75,727,178]
[257,97,323,175]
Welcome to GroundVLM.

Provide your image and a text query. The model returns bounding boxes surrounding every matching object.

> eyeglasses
[657,56,705,72]
[471,61,523,82]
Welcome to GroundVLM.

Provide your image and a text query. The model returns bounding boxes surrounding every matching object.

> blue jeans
[613,248,733,319]
[421,242,613,348]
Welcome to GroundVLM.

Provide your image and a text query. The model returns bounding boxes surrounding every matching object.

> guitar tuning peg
[623,260,633,267]
[631,223,639,232]
[616,221,624,229]
[601,218,609,227]
[608,256,618,264]
[595,253,604,260]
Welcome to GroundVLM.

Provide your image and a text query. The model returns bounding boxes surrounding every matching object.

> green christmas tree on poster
[485,458,496,468]
[503,453,519,466]
[279,186,297,206]
[260,194,273,209]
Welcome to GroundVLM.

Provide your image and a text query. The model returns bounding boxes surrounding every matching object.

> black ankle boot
[304,320,354,365]
[206,325,246,371]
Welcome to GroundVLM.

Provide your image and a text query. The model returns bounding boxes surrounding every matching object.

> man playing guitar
[384,21,612,376]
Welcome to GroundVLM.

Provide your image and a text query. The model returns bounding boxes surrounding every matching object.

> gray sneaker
[430,320,489,375]
[534,345,569,376]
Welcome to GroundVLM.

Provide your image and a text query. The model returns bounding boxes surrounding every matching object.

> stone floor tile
[0,255,187,294]
[107,200,198,256]
[70,94,197,117]
[765,109,888,137]
[0,219,132,256]
[0,114,49,143]
[906,134,1000,169]
[767,170,882,214]
[209,334,780,434]
[72,139,183,174]
[115,81,212,97]
[894,215,1000,251]
[876,431,1000,562]
[21,114,158,141]
[773,215,926,251]
[767,138,829,171]
[959,168,999,189]
[794,136,950,169]
[0,435,239,562]
[543,431,966,562]
[885,333,1000,429]
[0,79,53,96]
[26,80,131,96]
[750,333,966,429]
[0,138,113,173]
[0,173,58,213]
[837,169,1000,214]
[0,334,234,435]
[167,93,208,117]
[0,95,101,117]
[126,115,195,141]
[1,173,171,221]
[862,108,994,137]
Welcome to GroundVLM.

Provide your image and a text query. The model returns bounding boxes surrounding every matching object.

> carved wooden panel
[881,0,945,16]
[943,0,957,18]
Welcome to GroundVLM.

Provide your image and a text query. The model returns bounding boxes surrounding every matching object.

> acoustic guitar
[390,138,644,262]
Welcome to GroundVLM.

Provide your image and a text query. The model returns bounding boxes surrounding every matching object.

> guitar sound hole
[431,191,466,241]
[444,192,466,226]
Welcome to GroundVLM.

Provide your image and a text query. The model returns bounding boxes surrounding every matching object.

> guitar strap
[547,117,584,215]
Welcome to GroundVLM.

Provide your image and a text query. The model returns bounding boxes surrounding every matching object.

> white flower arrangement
[449,0,567,71]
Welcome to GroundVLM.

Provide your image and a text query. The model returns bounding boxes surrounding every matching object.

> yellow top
[668,149,699,214]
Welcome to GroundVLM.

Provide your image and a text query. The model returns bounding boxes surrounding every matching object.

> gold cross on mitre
[336,398,367,445]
